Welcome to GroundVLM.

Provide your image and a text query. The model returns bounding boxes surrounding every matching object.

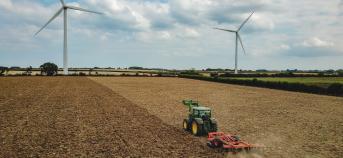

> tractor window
[193,110,199,116]
[199,110,211,117]
[191,102,199,106]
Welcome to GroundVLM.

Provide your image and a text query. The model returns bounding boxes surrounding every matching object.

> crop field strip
[0,77,222,157]
[91,77,343,158]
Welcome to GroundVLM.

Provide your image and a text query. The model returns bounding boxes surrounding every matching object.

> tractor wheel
[183,119,189,131]
[191,121,203,136]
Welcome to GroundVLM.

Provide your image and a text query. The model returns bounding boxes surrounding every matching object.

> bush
[79,72,86,76]
[210,72,219,78]
[180,70,199,76]
[337,70,343,77]
[327,83,343,96]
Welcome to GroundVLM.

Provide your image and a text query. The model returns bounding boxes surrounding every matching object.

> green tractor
[182,100,218,136]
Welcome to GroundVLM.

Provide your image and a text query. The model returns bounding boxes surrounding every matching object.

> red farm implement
[207,132,259,152]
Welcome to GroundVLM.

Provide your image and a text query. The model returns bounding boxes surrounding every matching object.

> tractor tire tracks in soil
[0,77,223,157]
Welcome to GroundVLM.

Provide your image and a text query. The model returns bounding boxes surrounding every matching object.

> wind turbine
[214,11,254,74]
[35,0,102,75]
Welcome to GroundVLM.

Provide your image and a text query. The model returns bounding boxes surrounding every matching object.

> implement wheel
[209,138,223,148]
[191,121,202,136]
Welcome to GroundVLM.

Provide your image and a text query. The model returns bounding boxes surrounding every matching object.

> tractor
[182,100,218,136]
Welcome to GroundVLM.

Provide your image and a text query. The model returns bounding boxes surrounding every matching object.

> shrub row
[215,72,343,78]
[179,75,343,97]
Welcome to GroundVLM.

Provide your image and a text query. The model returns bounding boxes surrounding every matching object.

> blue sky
[0,0,342,70]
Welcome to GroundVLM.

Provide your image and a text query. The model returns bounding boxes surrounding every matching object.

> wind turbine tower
[35,0,103,75]
[214,11,254,74]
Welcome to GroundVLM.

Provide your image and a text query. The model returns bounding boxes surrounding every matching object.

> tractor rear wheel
[183,119,189,131]
[191,121,203,136]
[212,123,218,132]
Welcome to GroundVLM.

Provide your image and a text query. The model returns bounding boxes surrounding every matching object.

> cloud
[280,44,290,50]
[46,0,279,36]
[338,0,343,15]
[85,0,152,31]
[281,37,341,57]
[168,0,275,32]
[136,30,171,42]
[0,0,12,10]
[177,27,200,38]
[0,0,343,70]
[284,46,342,57]
[301,37,334,48]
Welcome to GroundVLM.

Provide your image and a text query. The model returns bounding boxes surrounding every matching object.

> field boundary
[179,75,343,97]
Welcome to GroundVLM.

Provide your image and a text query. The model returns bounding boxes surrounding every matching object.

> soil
[90,77,343,158]
[0,77,223,157]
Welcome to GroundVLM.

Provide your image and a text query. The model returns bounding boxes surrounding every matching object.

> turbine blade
[66,6,103,14]
[59,0,65,6]
[237,34,246,54]
[238,11,254,31]
[213,27,236,33]
[35,8,63,36]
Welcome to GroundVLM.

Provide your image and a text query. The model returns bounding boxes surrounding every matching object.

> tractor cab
[190,107,211,119]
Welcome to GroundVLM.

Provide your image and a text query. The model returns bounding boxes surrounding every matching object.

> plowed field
[0,77,222,157]
[90,77,343,158]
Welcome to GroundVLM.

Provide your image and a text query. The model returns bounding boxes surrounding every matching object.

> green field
[226,77,343,87]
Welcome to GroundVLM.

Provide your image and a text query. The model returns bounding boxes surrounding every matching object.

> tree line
[179,74,343,97]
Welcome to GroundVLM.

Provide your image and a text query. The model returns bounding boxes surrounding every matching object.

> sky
[0,0,342,70]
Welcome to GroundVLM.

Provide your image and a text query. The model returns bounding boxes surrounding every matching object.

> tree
[337,69,343,76]
[325,69,335,75]
[40,62,58,76]
[0,66,8,76]
[89,68,93,76]
[25,66,32,76]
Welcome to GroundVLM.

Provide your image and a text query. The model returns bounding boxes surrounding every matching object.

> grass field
[226,77,343,87]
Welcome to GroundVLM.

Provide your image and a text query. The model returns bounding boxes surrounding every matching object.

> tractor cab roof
[193,106,211,111]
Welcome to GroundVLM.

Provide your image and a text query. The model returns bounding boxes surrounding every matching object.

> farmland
[1,77,343,158]
[91,77,343,158]
[0,77,221,157]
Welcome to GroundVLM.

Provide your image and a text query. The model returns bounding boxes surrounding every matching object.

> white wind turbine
[35,0,102,75]
[214,11,254,74]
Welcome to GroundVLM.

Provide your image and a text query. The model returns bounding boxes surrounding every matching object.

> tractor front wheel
[191,121,202,136]
[183,119,189,131]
